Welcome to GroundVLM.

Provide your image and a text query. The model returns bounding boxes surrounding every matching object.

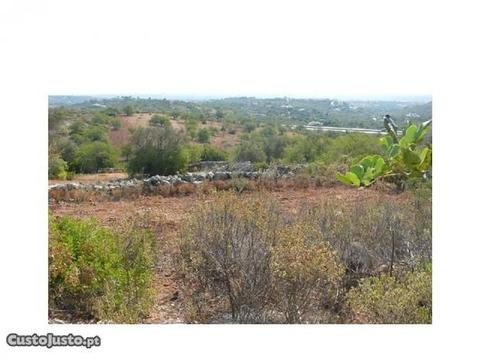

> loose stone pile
[48,162,306,192]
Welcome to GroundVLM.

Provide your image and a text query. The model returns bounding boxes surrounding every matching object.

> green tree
[235,141,266,163]
[243,122,256,133]
[48,108,67,131]
[49,152,68,179]
[72,141,118,173]
[149,114,171,128]
[124,105,134,116]
[84,126,108,142]
[127,127,188,176]
[196,128,210,143]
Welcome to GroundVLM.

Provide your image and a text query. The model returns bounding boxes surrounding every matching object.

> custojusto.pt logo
[6,333,101,348]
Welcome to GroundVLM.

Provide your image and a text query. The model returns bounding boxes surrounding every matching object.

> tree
[49,152,68,179]
[72,141,118,173]
[127,127,188,176]
[215,109,225,120]
[84,126,108,142]
[243,122,256,133]
[196,128,210,143]
[235,141,266,163]
[124,105,134,116]
[149,114,171,128]
[48,108,67,131]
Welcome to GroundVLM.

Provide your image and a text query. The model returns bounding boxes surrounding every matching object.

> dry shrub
[211,180,232,191]
[177,183,196,196]
[306,195,431,284]
[231,177,253,194]
[178,192,280,323]
[177,192,345,323]
[196,181,216,195]
[272,222,344,323]
[291,173,311,190]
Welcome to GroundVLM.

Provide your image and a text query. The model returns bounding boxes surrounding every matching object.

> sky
[1,0,434,99]
[0,0,433,98]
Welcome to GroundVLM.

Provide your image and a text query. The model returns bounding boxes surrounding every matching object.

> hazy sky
[2,0,433,98]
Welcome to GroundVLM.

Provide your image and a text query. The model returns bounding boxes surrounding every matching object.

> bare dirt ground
[48,172,129,185]
[108,113,242,149]
[109,114,152,147]
[48,185,409,323]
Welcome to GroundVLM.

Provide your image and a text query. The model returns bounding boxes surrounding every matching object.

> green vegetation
[149,114,171,128]
[72,141,119,173]
[196,128,210,143]
[48,107,122,177]
[337,120,432,188]
[346,264,432,324]
[48,152,68,180]
[48,96,431,181]
[49,215,156,323]
[123,105,134,116]
[127,126,188,176]
[200,144,228,161]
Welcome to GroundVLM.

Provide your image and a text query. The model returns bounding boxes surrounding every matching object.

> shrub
[272,223,344,323]
[178,193,346,324]
[254,161,269,171]
[48,153,68,180]
[196,128,210,143]
[234,142,266,163]
[231,177,250,194]
[346,264,432,324]
[178,193,280,323]
[304,162,344,187]
[110,117,122,130]
[72,141,119,173]
[307,197,431,285]
[149,114,171,128]
[124,105,134,116]
[49,215,156,323]
[127,126,188,176]
[201,145,228,161]
[84,126,108,143]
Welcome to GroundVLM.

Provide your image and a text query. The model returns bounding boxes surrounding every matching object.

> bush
[201,145,228,161]
[49,215,157,323]
[72,141,119,173]
[272,223,344,323]
[149,114,171,128]
[124,105,134,116]
[127,126,188,176]
[234,142,266,163]
[306,197,431,284]
[49,153,68,180]
[304,162,345,187]
[346,264,432,323]
[178,193,280,323]
[196,128,210,143]
[178,193,346,323]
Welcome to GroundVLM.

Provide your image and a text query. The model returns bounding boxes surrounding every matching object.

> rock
[213,171,230,181]
[181,173,194,182]
[194,172,207,181]
[229,161,253,172]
